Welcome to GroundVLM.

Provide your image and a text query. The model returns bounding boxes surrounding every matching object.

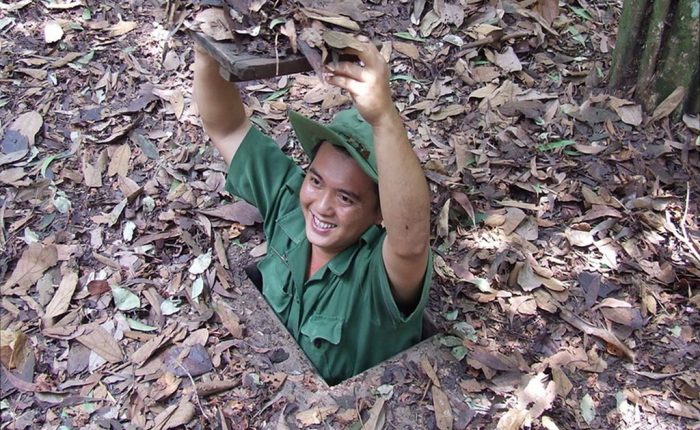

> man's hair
[309,142,381,209]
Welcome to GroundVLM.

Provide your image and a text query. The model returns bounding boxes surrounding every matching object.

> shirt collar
[278,208,384,277]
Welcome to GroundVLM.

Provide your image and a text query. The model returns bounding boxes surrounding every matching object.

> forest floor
[0,1,699,429]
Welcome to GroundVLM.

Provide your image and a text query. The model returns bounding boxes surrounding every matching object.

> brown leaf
[496,408,529,430]
[43,271,78,321]
[421,357,441,387]
[131,334,168,365]
[470,346,520,372]
[501,207,526,235]
[551,366,573,398]
[107,143,131,177]
[432,385,454,430]
[565,228,594,247]
[0,167,28,186]
[517,261,541,291]
[214,303,244,338]
[163,344,213,377]
[2,244,58,294]
[153,400,196,430]
[322,30,365,51]
[490,46,522,72]
[296,405,338,427]
[650,86,686,123]
[302,9,359,31]
[87,279,111,296]
[150,372,181,402]
[198,201,262,225]
[600,307,644,329]
[361,397,385,430]
[82,152,105,188]
[9,111,42,147]
[536,0,559,26]
[107,20,137,37]
[0,330,27,369]
[76,325,124,363]
[393,41,420,60]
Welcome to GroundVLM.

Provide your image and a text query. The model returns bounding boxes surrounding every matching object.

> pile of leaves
[1,0,699,429]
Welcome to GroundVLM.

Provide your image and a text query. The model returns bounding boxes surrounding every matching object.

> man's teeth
[313,216,336,229]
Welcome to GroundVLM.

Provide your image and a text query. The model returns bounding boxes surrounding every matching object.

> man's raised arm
[327,39,431,308]
[193,44,251,166]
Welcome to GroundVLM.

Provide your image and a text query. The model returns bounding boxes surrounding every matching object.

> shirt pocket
[260,254,292,314]
[300,314,343,347]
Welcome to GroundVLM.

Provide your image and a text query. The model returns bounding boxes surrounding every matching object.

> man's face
[300,142,382,257]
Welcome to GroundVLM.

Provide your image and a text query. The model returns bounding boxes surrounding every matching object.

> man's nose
[316,191,335,215]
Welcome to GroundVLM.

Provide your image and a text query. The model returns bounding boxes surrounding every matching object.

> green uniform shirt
[225,126,432,385]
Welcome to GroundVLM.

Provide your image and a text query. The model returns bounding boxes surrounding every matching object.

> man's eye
[339,194,353,205]
[310,176,320,186]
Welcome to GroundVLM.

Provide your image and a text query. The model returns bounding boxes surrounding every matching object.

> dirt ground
[0,1,699,429]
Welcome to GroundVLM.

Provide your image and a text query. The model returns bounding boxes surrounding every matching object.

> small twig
[177,362,209,420]
[274,33,280,77]
[680,182,700,261]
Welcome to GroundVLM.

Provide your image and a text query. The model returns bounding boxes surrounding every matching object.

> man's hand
[193,43,251,165]
[327,35,431,310]
[325,37,396,127]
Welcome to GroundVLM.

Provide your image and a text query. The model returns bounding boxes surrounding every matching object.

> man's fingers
[327,75,364,95]
[328,61,365,81]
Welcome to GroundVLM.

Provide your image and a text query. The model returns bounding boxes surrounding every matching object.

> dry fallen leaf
[107,143,131,177]
[43,271,79,321]
[76,325,124,363]
[0,330,27,369]
[432,385,454,430]
[295,405,338,427]
[2,244,58,294]
[108,20,137,37]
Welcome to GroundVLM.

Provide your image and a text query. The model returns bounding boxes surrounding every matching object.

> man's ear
[374,208,383,226]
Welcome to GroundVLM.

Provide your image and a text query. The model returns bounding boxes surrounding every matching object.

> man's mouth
[312,215,337,230]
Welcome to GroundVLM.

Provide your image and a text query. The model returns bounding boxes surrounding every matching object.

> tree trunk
[608,0,700,115]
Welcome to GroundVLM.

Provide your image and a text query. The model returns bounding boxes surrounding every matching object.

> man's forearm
[193,48,250,165]
[374,108,430,257]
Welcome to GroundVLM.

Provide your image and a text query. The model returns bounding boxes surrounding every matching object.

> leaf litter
[0,0,699,429]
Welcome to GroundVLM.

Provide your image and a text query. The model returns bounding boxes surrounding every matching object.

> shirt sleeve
[224,126,302,221]
[368,235,433,325]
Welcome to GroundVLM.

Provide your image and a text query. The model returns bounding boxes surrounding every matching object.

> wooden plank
[190,30,313,82]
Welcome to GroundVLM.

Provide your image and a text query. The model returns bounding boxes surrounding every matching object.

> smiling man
[193,36,432,384]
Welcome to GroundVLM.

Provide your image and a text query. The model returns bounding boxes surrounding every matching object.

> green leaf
[451,346,468,361]
[126,318,158,332]
[142,196,155,213]
[112,287,140,311]
[580,393,596,424]
[570,6,593,21]
[393,32,426,42]
[77,50,94,65]
[439,335,463,348]
[263,87,290,102]
[453,322,478,342]
[82,7,92,20]
[444,310,458,321]
[52,191,72,214]
[160,298,181,316]
[537,139,576,152]
[390,74,424,85]
[269,18,285,29]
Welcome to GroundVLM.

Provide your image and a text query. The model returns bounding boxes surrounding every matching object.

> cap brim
[289,111,378,182]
